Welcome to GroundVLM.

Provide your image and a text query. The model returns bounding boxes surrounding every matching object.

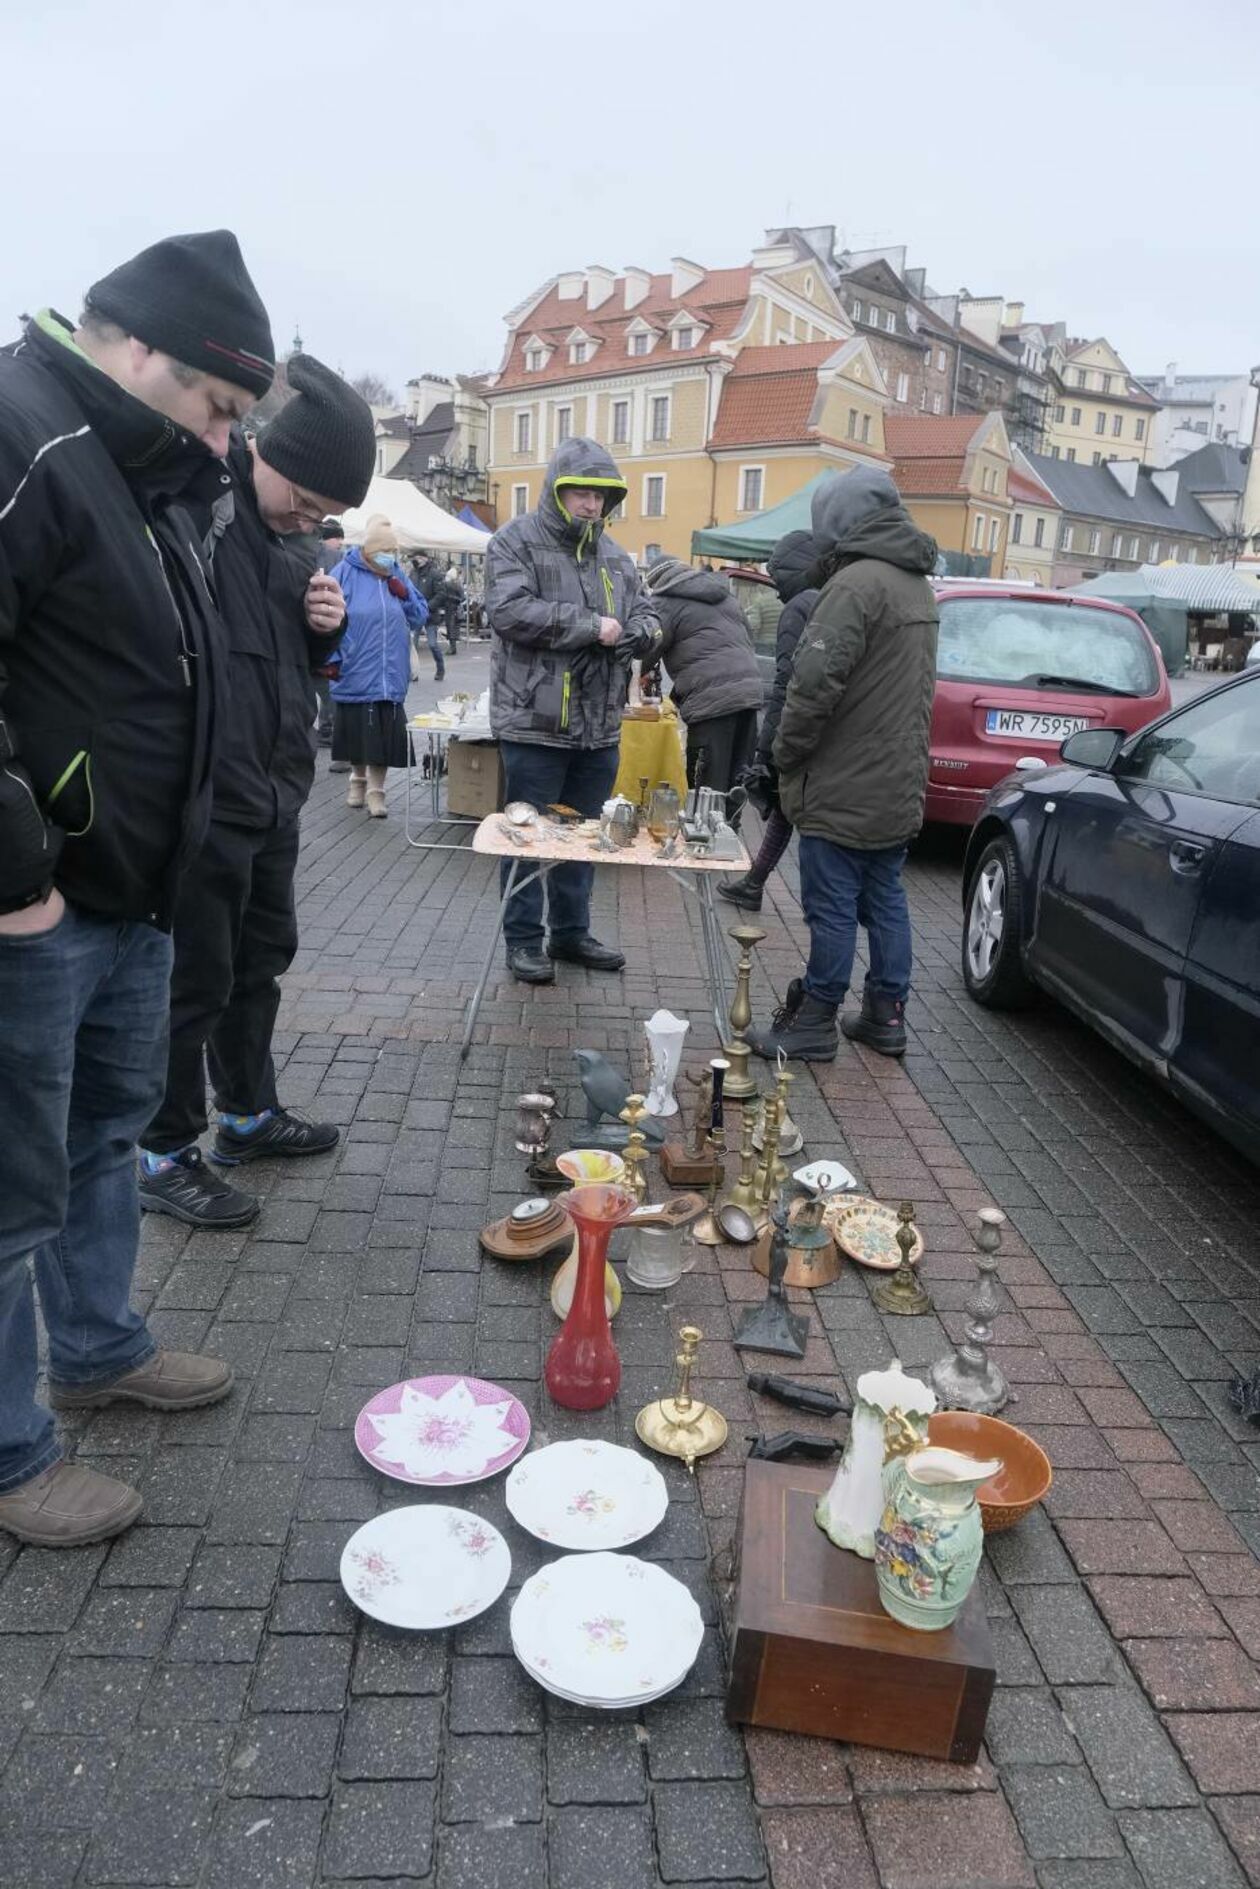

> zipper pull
[179,655,192,687]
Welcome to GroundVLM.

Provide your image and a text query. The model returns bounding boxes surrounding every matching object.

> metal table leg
[699,875,732,1042]
[460,859,554,1059]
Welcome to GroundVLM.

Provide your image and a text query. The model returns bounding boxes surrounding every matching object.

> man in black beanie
[0,231,275,1549]
[139,355,376,1230]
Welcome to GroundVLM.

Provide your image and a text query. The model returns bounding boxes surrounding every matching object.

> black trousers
[144,818,300,1153]
[685,708,760,796]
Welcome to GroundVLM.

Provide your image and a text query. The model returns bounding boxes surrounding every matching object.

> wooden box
[726,1459,994,1763]
[446,739,503,819]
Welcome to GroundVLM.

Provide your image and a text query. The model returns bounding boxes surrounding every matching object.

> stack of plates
[511,1552,704,1706]
[505,1440,668,1550]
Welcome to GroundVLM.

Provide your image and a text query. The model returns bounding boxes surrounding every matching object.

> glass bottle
[647,782,681,842]
[545,1184,637,1410]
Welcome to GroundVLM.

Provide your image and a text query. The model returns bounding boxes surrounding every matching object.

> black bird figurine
[572,1049,666,1147]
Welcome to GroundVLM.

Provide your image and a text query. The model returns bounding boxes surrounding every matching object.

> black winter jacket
[756,587,818,762]
[200,437,338,830]
[0,312,227,923]
[643,567,763,723]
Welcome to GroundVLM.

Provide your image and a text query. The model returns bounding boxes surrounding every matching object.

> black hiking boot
[717,873,764,912]
[138,1148,260,1228]
[211,1109,339,1165]
[841,985,908,1058]
[747,978,839,1062]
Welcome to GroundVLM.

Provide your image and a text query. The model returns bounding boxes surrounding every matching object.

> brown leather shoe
[0,1461,143,1547]
[49,1350,234,1413]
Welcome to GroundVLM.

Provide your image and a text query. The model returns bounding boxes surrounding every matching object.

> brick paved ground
[3,654,1260,1886]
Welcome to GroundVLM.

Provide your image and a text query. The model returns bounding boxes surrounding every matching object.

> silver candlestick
[929,1208,1009,1413]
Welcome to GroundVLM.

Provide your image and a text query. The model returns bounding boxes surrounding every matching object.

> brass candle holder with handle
[873,1202,934,1316]
[722,926,764,1101]
[618,1093,651,1205]
[636,1324,728,1472]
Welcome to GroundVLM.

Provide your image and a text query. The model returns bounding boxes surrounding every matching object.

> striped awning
[1139,563,1260,614]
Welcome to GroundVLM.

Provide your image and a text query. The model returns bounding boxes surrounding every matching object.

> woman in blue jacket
[330,517,428,816]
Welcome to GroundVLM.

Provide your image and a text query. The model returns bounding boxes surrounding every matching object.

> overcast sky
[4,0,1255,397]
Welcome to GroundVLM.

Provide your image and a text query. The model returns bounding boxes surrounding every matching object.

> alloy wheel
[967,859,1006,983]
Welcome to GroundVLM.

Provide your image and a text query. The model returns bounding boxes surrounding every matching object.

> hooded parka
[642,560,763,723]
[773,468,939,851]
[486,438,661,749]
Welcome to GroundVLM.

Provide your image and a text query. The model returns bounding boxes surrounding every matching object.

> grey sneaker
[0,1462,142,1547]
[49,1350,234,1413]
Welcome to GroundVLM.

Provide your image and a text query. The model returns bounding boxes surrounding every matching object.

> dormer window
[570,341,587,365]
[673,327,695,351]
[630,332,650,357]
[525,348,543,372]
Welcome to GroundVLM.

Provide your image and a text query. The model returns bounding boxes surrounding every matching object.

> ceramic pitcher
[815,1361,936,1558]
[874,1445,1001,1631]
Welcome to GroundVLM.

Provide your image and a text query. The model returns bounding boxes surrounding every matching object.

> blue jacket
[329,548,428,703]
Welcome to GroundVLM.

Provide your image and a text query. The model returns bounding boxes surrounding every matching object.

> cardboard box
[446,739,503,819]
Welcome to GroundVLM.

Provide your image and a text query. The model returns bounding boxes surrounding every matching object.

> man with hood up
[718,527,820,913]
[485,438,661,984]
[748,467,938,1062]
[642,556,763,795]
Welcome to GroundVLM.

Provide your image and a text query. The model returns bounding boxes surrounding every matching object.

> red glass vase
[545,1184,636,1410]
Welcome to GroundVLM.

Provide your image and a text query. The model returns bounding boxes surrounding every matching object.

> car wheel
[962,836,1034,1008]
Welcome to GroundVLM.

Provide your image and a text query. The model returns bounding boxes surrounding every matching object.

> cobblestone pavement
[3,665,1260,1887]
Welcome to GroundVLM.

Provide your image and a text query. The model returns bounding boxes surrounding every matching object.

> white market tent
[338,477,491,556]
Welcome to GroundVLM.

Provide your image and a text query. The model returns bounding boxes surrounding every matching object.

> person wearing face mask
[328,517,429,816]
[138,355,376,1231]
[0,231,275,1548]
[485,437,663,984]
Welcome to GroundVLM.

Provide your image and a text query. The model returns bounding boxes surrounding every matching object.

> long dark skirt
[332,700,410,768]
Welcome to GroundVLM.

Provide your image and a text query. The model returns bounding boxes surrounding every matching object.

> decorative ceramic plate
[505,1440,668,1550]
[794,1160,858,1196]
[340,1505,511,1630]
[355,1375,531,1486]
[510,1552,703,1704]
[830,1199,924,1271]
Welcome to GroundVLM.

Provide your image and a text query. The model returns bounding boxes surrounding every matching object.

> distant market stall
[339,476,492,556]
[1071,564,1260,676]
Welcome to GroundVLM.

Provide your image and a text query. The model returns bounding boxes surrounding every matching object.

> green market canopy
[690,473,834,561]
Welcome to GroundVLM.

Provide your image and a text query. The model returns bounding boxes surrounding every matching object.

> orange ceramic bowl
[927,1411,1052,1533]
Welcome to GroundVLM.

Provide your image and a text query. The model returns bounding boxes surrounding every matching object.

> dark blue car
[961,670,1260,1166]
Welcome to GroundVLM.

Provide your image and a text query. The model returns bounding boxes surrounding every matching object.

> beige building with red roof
[885,413,1015,572]
[484,241,897,562]
[1003,457,1062,585]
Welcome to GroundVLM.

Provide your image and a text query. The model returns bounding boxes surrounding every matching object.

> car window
[1121,682,1260,804]
[936,598,1160,694]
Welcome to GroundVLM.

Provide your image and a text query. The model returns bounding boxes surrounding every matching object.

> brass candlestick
[873,1202,934,1316]
[755,1093,783,1213]
[722,926,764,1101]
[635,1324,728,1471]
[690,1130,727,1245]
[619,1093,651,1204]
[726,1101,763,1216]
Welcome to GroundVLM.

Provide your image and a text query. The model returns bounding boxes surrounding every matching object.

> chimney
[670,256,705,298]
[557,271,584,301]
[1151,468,1180,508]
[1164,362,1177,394]
[586,265,615,312]
[623,266,651,310]
[1107,459,1140,498]
[407,374,450,426]
[1004,300,1025,328]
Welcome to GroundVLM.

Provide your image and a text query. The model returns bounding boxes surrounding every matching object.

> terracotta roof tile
[727,342,845,377]
[891,455,967,496]
[710,373,821,447]
[1008,465,1060,507]
[884,415,986,458]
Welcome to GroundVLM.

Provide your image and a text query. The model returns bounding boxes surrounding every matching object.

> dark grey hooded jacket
[643,559,764,723]
[758,529,819,763]
[486,437,661,749]
[774,466,939,851]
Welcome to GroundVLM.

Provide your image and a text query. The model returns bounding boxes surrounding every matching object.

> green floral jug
[875,1445,1001,1631]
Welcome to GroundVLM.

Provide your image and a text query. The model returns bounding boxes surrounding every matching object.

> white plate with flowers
[340,1505,511,1630]
[505,1440,668,1550]
[510,1552,703,1704]
[355,1375,531,1486]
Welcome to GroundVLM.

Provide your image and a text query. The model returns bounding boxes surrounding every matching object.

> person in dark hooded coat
[748,467,938,1063]
[717,528,819,912]
[642,557,763,795]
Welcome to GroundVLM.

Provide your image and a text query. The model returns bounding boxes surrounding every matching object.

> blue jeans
[499,742,621,950]
[797,836,913,1008]
[0,905,169,1493]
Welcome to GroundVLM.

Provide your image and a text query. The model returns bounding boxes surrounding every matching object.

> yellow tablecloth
[613,709,688,803]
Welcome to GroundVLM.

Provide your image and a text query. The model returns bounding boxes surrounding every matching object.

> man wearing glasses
[139,355,376,1229]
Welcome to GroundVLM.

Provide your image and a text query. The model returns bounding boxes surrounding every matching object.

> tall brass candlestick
[619,1093,651,1204]
[770,1068,795,1191]
[755,1094,783,1210]
[727,1102,762,1215]
[722,926,764,1101]
[691,1129,727,1245]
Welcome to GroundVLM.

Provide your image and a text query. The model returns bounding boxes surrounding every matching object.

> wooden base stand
[726,1460,994,1762]
[660,1142,719,1187]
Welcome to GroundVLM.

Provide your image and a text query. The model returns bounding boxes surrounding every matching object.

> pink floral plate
[341,1505,511,1630]
[355,1375,531,1486]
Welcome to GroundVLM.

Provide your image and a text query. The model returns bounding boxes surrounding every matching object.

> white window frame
[569,340,587,366]
[525,348,543,372]
[1135,417,1146,442]
[932,392,943,415]
[1011,512,1023,545]
[1034,516,1046,548]
[672,326,695,351]
[512,483,528,517]
[514,409,532,455]
[936,348,947,372]
[1088,528,1101,554]
[990,517,1001,553]
[629,330,651,358]
[1148,540,1160,562]
[1128,534,1140,560]
[1111,531,1124,556]
[1054,403,1065,422]
[611,399,630,447]
[884,310,896,334]
[1070,406,1082,425]
[1059,522,1074,552]
[738,465,765,513]
[896,371,909,403]
[851,299,863,323]
[919,386,928,410]
[642,473,666,519]
[1112,413,1124,438]
[1066,448,1076,463]
[555,405,573,444]
[972,512,986,550]
[648,393,671,443]
[861,413,871,444]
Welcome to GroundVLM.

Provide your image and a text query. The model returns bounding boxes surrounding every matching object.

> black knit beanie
[86,230,274,398]
[256,355,375,507]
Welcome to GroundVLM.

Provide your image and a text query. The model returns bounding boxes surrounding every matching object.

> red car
[926,582,1172,827]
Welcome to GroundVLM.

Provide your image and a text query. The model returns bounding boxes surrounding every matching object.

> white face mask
[371,551,393,570]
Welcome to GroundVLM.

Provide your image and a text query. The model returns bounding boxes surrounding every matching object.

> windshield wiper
[1021,673,1140,697]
